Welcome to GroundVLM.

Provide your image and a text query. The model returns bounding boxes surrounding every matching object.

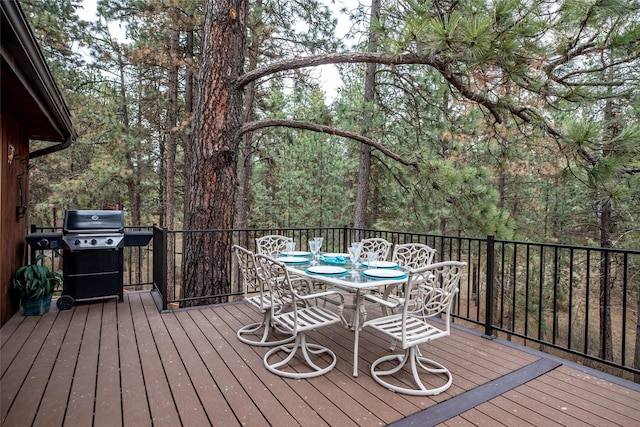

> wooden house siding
[1,1,76,326]
[0,112,30,325]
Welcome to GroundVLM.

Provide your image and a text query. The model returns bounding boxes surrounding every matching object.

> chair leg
[237,311,295,347]
[370,346,452,396]
[344,294,358,329]
[264,333,337,379]
[320,292,357,329]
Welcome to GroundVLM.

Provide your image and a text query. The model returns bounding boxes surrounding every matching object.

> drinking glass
[285,241,295,256]
[309,240,320,265]
[313,237,323,260]
[366,251,378,269]
[348,246,361,274]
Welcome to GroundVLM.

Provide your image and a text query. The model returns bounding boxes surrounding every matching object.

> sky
[76,0,362,103]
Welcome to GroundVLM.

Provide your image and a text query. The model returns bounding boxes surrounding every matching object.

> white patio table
[283,256,407,377]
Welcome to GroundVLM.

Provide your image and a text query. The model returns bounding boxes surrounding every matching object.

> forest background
[22,0,640,252]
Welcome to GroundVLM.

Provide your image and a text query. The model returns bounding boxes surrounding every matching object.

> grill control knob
[74,239,81,246]
[91,238,98,245]
[106,238,114,245]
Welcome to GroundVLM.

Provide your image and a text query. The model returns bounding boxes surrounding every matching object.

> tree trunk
[598,198,613,361]
[352,0,381,236]
[237,89,255,237]
[635,288,640,383]
[116,48,143,287]
[236,0,261,238]
[598,95,617,361]
[165,26,179,299]
[182,0,247,304]
[182,28,195,227]
[165,25,178,228]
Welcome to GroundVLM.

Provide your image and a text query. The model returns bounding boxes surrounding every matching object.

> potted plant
[12,254,62,316]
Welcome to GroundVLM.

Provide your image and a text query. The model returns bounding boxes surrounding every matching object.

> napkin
[319,255,346,265]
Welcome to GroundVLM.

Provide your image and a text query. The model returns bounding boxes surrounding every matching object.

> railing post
[342,225,350,253]
[153,226,168,311]
[29,224,36,264]
[484,235,496,338]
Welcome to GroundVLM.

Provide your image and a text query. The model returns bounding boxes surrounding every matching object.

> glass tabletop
[285,258,407,289]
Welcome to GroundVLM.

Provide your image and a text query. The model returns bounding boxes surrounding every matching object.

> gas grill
[60,210,126,309]
[25,209,153,310]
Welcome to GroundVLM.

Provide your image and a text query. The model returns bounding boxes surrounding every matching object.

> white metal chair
[378,242,438,312]
[363,261,466,396]
[256,254,346,379]
[367,242,439,349]
[360,237,393,261]
[391,243,436,269]
[255,234,292,256]
[233,245,295,346]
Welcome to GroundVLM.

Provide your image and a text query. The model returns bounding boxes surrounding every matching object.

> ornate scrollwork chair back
[391,243,436,270]
[255,235,293,257]
[360,237,393,261]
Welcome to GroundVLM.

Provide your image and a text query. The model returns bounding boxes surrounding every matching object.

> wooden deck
[1,291,639,427]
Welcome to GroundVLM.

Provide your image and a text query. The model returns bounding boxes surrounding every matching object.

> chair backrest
[255,235,293,256]
[401,261,466,345]
[232,245,262,298]
[360,237,393,261]
[254,254,300,331]
[392,243,436,270]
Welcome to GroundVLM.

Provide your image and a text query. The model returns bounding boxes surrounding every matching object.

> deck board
[117,293,152,427]
[548,365,640,411]
[201,304,336,426]
[476,397,543,426]
[2,308,70,427]
[65,303,102,426]
[33,306,87,427]
[1,291,639,427]
[185,308,273,426]
[1,309,55,422]
[129,292,182,426]
[140,292,212,426]
[95,301,122,427]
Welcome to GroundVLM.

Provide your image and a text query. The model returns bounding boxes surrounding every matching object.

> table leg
[352,290,361,377]
[352,289,369,377]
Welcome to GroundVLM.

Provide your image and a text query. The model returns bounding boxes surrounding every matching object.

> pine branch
[238,118,418,168]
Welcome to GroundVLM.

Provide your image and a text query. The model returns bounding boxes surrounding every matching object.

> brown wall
[1,111,31,325]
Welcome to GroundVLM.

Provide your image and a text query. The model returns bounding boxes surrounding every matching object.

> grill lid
[64,210,124,234]
[63,210,125,250]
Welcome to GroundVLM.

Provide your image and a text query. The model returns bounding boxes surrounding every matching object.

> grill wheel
[56,295,75,310]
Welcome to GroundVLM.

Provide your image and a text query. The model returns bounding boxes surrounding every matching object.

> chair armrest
[290,276,313,294]
[299,290,344,303]
[364,293,402,308]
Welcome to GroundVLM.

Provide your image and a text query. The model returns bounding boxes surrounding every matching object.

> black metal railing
[486,237,640,380]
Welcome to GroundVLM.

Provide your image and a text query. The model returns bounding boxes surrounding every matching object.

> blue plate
[279,256,310,264]
[361,269,407,280]
[306,269,349,277]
